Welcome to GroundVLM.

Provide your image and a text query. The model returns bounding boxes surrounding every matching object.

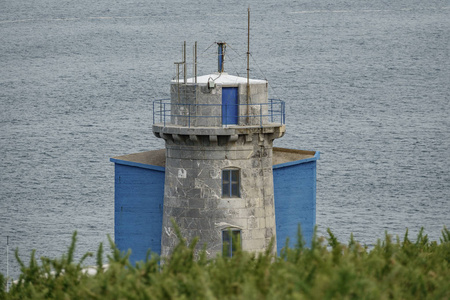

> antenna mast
[6,236,9,292]
[217,42,226,73]
[246,6,250,123]
[183,41,187,84]
[174,41,186,101]
[194,41,197,84]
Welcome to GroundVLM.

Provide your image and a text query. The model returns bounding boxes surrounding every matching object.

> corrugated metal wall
[112,153,317,261]
[273,159,317,252]
[113,162,164,263]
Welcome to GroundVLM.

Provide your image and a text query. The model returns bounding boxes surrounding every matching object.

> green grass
[2,226,449,299]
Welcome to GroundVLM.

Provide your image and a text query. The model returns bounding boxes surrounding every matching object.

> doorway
[222,87,239,125]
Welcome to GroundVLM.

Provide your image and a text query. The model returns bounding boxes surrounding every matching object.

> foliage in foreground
[1,227,450,300]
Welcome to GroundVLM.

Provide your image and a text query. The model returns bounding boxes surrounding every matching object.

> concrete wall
[170,82,269,127]
[112,160,164,263]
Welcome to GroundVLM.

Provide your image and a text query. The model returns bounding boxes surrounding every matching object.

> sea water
[1,0,449,279]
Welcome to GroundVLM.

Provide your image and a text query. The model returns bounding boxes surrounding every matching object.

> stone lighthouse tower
[152,43,285,257]
[111,43,318,262]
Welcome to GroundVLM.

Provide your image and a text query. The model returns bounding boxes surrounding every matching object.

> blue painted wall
[273,153,319,253]
[111,159,164,264]
[111,150,318,260]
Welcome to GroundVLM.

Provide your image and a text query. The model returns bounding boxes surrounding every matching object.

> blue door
[222,87,239,125]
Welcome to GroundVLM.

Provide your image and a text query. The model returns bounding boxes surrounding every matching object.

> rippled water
[1,0,449,279]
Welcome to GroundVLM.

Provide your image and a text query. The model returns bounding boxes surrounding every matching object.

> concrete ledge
[111,149,166,168]
[272,148,320,167]
[111,147,319,170]
[153,124,285,136]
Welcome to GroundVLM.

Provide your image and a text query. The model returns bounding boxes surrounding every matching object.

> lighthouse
[111,42,319,262]
[153,43,285,257]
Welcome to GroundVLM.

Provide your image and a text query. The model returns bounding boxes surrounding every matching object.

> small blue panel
[218,44,224,72]
[274,159,317,253]
[114,163,165,263]
[222,87,239,125]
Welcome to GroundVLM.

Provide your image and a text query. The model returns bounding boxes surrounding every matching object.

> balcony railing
[152,99,285,128]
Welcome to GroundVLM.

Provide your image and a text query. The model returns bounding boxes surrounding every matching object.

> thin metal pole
[194,42,198,110]
[160,100,163,125]
[6,236,9,292]
[246,6,250,124]
[217,42,226,72]
[192,45,194,81]
[194,41,197,84]
[176,63,180,102]
[183,41,186,84]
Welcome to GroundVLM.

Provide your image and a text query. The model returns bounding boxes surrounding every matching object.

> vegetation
[2,226,449,299]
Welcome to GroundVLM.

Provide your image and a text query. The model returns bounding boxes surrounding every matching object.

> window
[222,229,241,257]
[222,169,240,198]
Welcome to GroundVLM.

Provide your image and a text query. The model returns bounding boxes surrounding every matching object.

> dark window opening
[222,169,240,198]
[222,229,241,257]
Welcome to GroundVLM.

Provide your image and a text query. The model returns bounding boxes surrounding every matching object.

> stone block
[184,185,204,201]
[204,208,228,219]
[198,218,214,230]
[251,159,261,168]
[189,198,205,209]
[224,208,239,218]
[204,198,220,210]
[245,238,266,251]
[265,227,275,238]
[185,208,201,218]
[194,177,220,190]
[264,196,274,206]
[217,198,247,209]
[252,208,266,218]
[171,207,187,218]
[248,228,266,239]
[265,215,276,227]
[248,216,258,229]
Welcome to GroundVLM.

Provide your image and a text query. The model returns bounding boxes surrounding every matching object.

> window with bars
[222,169,240,198]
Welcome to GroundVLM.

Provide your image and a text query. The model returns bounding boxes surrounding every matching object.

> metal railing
[153,99,285,128]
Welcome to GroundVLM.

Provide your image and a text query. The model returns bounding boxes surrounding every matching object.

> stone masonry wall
[160,131,277,258]
[169,83,269,128]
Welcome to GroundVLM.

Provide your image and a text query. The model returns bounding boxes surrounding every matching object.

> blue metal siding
[112,150,318,259]
[273,159,317,253]
[113,163,164,263]
[222,87,239,125]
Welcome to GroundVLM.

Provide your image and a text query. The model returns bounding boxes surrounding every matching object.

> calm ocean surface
[1,0,449,279]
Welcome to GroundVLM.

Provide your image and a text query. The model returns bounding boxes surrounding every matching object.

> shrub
[2,226,449,299]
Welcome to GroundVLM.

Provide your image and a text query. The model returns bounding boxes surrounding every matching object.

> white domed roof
[171,73,267,85]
